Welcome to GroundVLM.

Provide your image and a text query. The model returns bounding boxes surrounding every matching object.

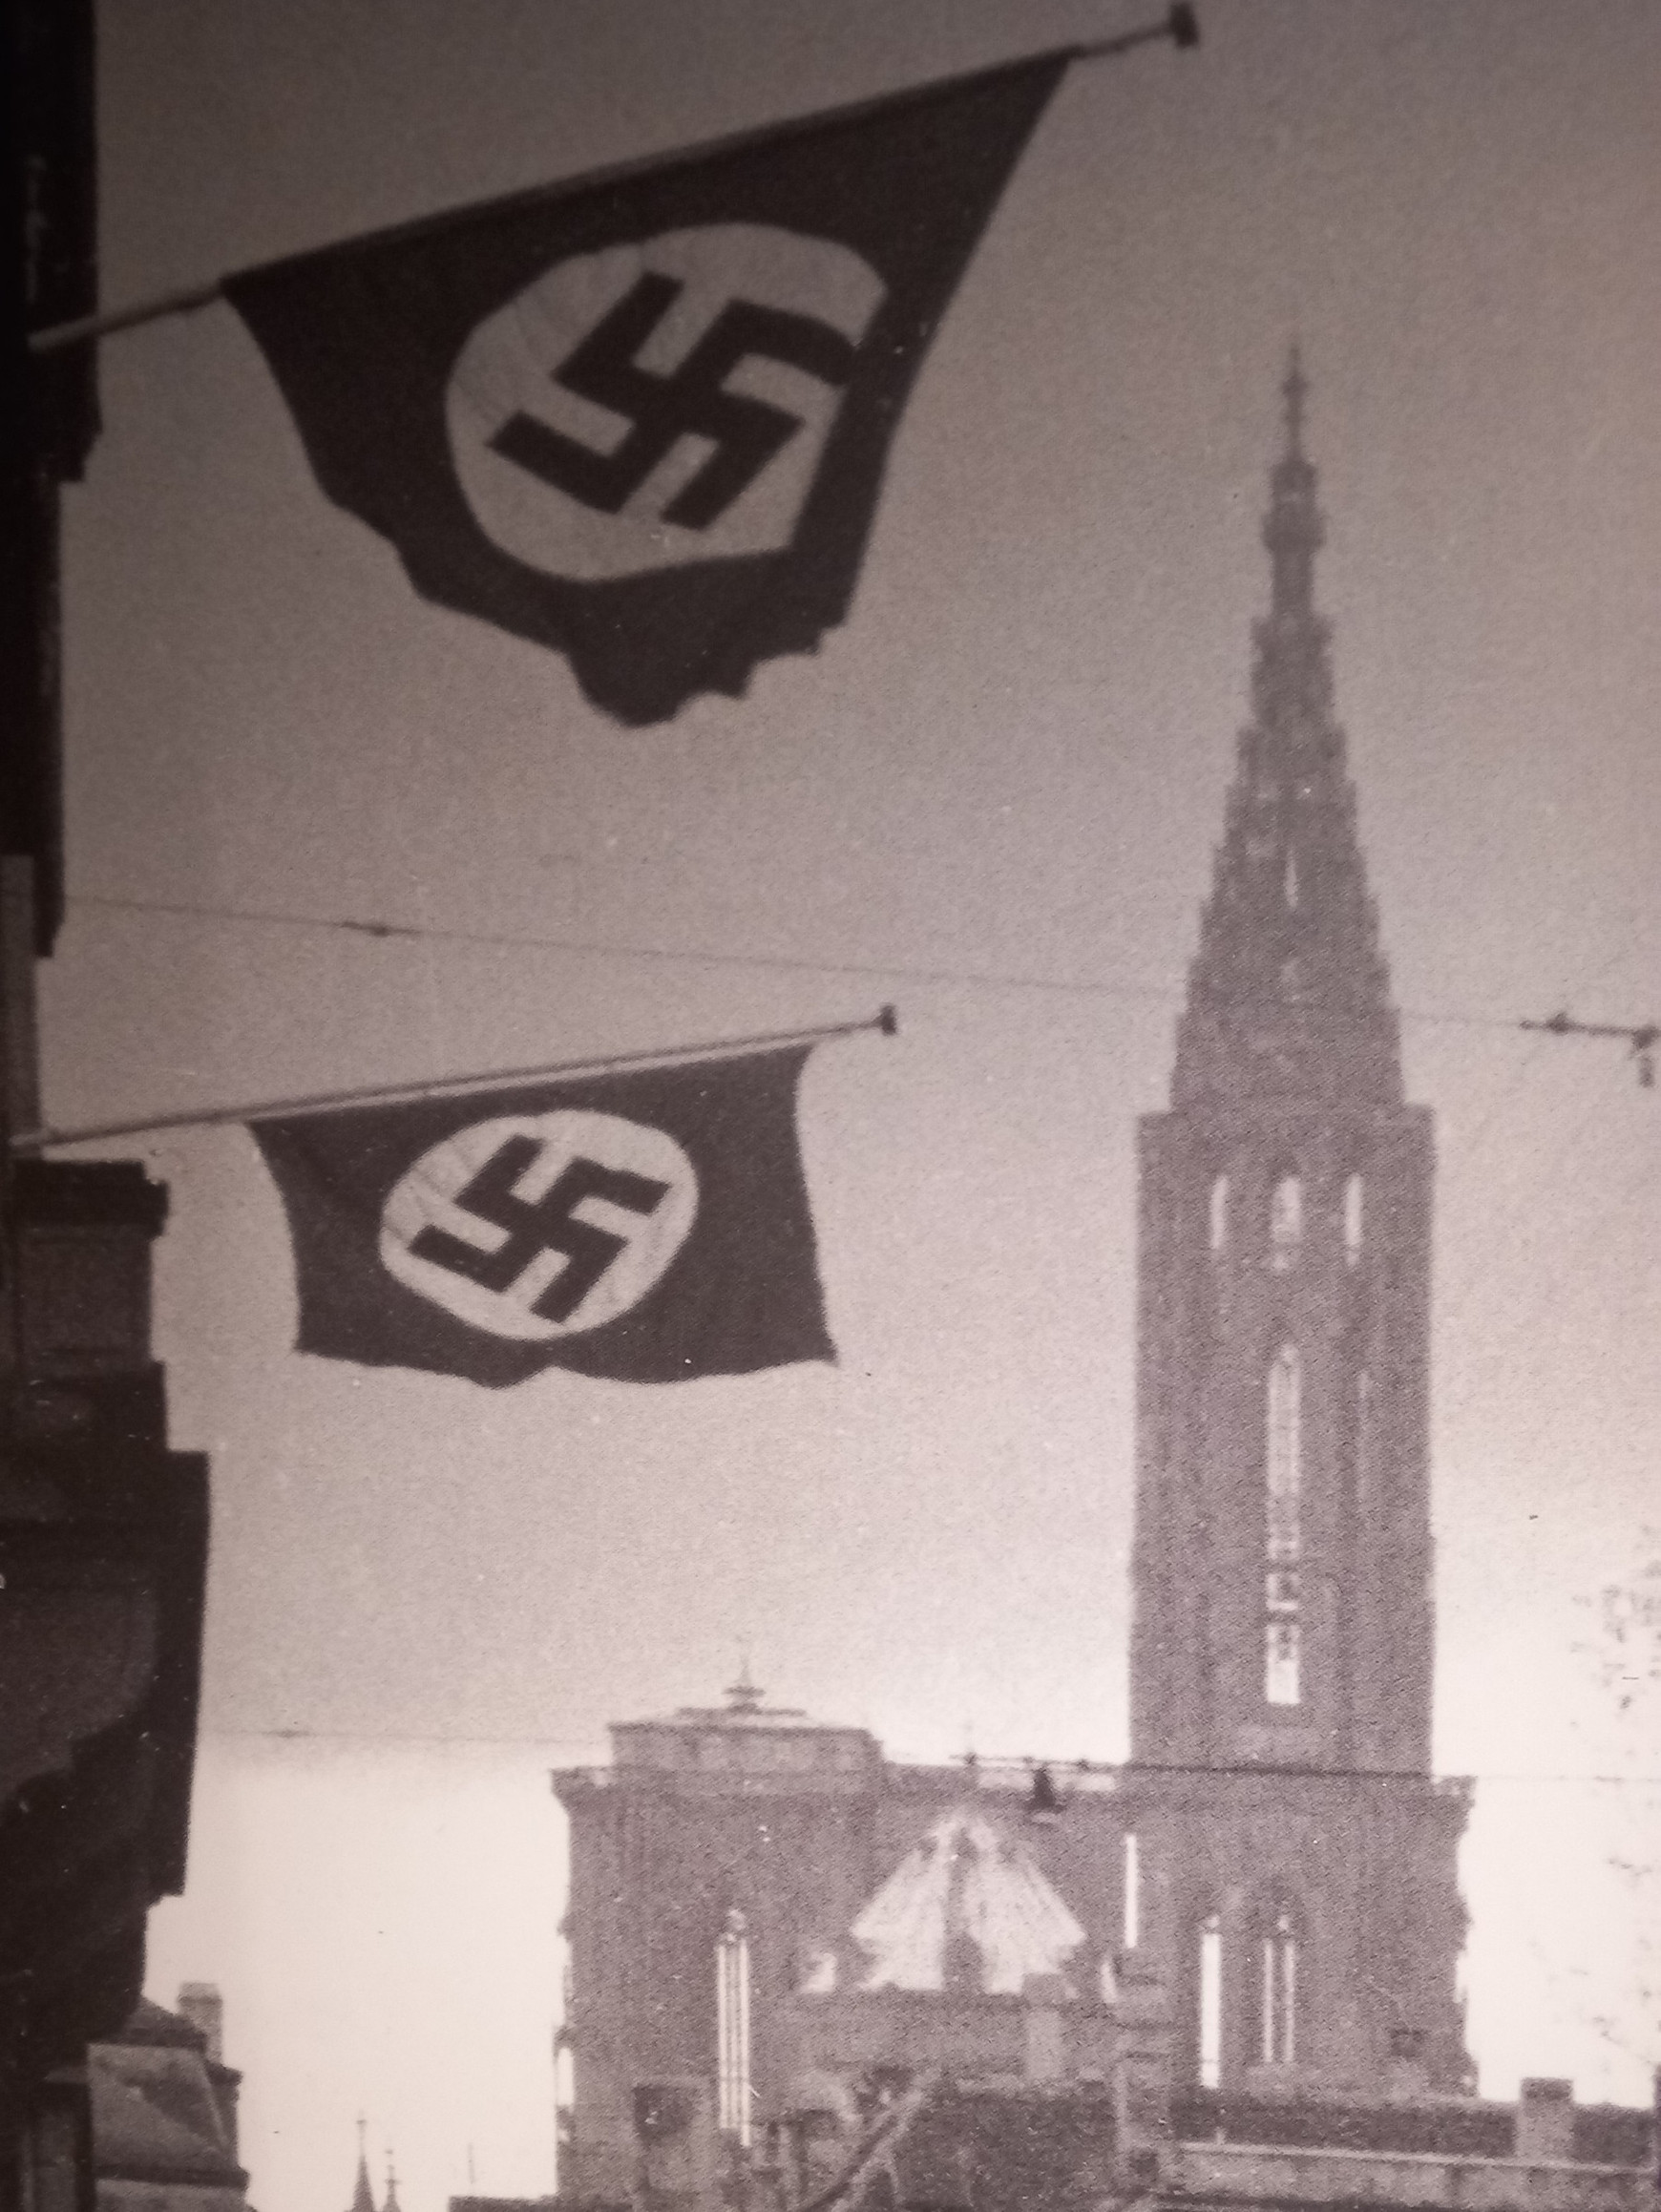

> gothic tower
[1127,356,1471,2092]
[552,371,1474,2182]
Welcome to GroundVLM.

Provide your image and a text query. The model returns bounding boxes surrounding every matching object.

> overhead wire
[1436,1051,1643,1435]
[68,889,1539,1037]
[196,1723,1661,1787]
[1429,937,1646,1380]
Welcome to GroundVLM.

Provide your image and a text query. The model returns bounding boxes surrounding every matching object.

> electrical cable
[195,1725,1661,1786]
[69,890,1539,1037]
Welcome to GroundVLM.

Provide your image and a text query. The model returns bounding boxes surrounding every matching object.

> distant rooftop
[653,1663,816,1729]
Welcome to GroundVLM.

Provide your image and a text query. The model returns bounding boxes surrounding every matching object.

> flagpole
[24,7,1198,359]
[9,1006,897,1155]
[27,277,224,357]
[1075,4,1199,61]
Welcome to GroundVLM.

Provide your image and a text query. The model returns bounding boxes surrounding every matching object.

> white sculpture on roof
[849,1807,1086,1996]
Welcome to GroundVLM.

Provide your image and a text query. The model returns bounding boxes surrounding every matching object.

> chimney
[1111,1954,1172,2194]
[1516,2079,1574,2163]
[177,1983,223,2063]
[1022,1974,1070,2084]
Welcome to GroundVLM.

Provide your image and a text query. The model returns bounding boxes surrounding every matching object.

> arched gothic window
[1123,1831,1142,1951]
[1198,1911,1224,2090]
[1209,1174,1229,1254]
[1266,1346,1301,1561]
[1265,1574,1302,1706]
[716,1908,752,2144]
[1355,1367,1375,1516]
[555,2042,576,2165]
[1259,1905,1299,2066]
[1342,1172,1364,1268]
[1265,1346,1303,1705]
[1270,1174,1302,1271]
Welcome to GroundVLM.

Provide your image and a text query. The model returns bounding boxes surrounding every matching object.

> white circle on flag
[380,1109,699,1341]
[446,222,886,580]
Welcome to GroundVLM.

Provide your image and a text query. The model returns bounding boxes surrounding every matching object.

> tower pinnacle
[347,2119,374,2212]
[1172,357,1399,1108]
[1282,341,1307,455]
[1261,341,1324,624]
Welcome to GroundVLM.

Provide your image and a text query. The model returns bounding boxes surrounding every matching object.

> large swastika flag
[249,1048,832,1386]
[221,53,1068,726]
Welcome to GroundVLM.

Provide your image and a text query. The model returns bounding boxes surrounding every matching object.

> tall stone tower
[552,372,1475,2182]
[1127,355,1470,2092]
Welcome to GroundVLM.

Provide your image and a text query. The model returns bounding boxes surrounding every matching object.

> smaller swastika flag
[249,1047,831,1387]
[221,53,1069,726]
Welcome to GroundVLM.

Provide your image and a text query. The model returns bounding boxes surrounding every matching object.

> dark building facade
[2,6,209,2204]
[554,369,1474,2204]
[89,1988,250,2212]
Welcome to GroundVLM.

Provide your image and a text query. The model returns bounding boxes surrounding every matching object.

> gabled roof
[89,2048,244,2188]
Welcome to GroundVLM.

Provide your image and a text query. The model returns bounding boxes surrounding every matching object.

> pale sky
[43,5,1661,2210]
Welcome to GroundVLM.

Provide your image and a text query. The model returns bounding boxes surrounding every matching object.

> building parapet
[1170,2138,1651,2212]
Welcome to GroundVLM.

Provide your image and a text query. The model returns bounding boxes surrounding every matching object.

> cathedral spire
[347,2118,374,2212]
[1172,355,1400,1108]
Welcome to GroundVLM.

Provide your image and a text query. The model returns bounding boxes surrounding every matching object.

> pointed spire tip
[1282,340,1307,456]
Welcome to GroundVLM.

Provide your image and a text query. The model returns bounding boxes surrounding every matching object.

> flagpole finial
[1074,5,1201,63]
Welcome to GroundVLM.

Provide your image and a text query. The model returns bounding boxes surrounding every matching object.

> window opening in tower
[1259,1907,1298,2065]
[716,1908,752,2145]
[1123,1830,1142,1951]
[1209,1174,1229,1255]
[1342,1170,1364,1267]
[1270,1174,1302,1270]
[1198,1912,1224,2090]
[1265,1344,1303,1705]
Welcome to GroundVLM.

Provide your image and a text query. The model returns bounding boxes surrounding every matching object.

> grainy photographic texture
[33,6,1661,2210]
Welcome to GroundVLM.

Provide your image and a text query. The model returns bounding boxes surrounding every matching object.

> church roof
[850,1807,1085,1995]
[1173,350,1403,1111]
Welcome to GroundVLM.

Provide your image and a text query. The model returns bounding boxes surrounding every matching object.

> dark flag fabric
[248,1048,832,1387]
[221,53,1069,726]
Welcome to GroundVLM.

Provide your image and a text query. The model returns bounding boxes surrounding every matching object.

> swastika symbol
[408,1136,670,1325]
[487,271,861,530]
